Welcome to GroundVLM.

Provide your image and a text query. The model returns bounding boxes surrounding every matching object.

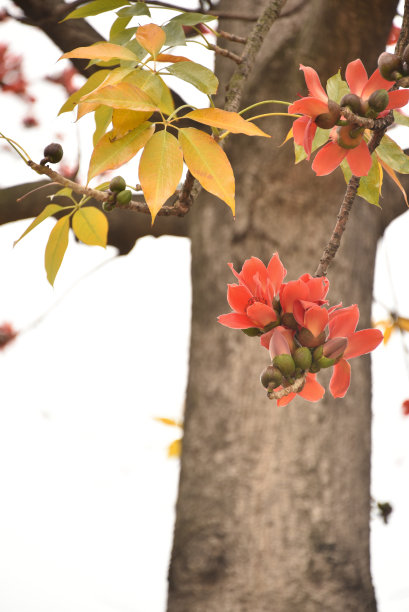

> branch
[207,43,242,64]
[267,374,306,400]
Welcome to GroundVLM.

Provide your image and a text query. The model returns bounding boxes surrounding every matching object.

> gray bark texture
[168,1,402,611]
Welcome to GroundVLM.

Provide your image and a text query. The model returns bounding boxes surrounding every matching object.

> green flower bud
[368,89,389,113]
[116,189,132,206]
[260,365,283,389]
[313,345,323,361]
[315,100,341,129]
[242,327,262,337]
[336,125,363,150]
[293,346,312,371]
[297,328,326,348]
[109,176,126,192]
[273,354,296,378]
[262,318,280,333]
[317,356,337,368]
[378,52,403,80]
[281,312,298,330]
[102,201,114,212]
[41,142,63,164]
[339,93,363,115]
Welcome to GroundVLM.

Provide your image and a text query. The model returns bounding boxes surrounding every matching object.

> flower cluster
[218,254,383,406]
[289,58,409,177]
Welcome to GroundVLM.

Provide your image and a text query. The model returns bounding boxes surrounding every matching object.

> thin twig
[208,43,242,64]
[341,108,395,130]
[396,0,409,56]
[267,374,306,400]
[218,30,247,44]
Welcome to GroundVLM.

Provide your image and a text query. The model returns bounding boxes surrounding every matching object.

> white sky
[0,1,409,611]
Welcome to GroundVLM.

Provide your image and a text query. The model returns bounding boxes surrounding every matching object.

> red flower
[218,254,287,330]
[312,126,372,177]
[402,400,409,416]
[288,65,331,158]
[280,273,329,314]
[0,322,17,350]
[387,24,401,46]
[276,373,325,407]
[327,304,383,397]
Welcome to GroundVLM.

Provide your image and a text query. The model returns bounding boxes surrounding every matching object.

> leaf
[48,187,74,201]
[376,134,409,173]
[135,24,166,59]
[378,157,408,206]
[167,438,182,458]
[60,42,140,63]
[123,70,174,115]
[77,101,100,120]
[116,3,151,17]
[88,122,154,182]
[45,216,70,286]
[155,53,191,63]
[179,127,235,215]
[59,69,110,115]
[109,17,137,45]
[393,110,409,128]
[326,70,350,103]
[168,12,217,25]
[112,108,152,138]
[163,21,186,47]
[81,67,132,101]
[139,130,183,222]
[154,417,182,428]
[14,204,67,246]
[62,0,128,20]
[397,316,409,332]
[294,127,330,163]
[341,154,382,206]
[72,207,108,246]
[123,39,147,61]
[185,108,270,137]
[93,105,113,146]
[166,62,218,95]
[280,126,293,147]
[82,82,159,112]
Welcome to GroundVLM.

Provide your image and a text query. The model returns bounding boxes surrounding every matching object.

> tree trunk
[168,1,400,610]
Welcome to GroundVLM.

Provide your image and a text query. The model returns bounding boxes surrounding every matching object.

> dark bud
[260,365,283,389]
[242,327,262,337]
[297,328,327,348]
[315,100,341,129]
[281,312,298,330]
[109,175,126,192]
[339,93,363,115]
[293,346,312,371]
[368,89,389,113]
[116,189,132,206]
[377,52,403,80]
[42,142,63,164]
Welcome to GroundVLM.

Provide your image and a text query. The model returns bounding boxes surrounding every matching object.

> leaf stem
[238,100,291,114]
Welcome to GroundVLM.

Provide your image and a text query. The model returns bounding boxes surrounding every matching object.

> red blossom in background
[45,67,78,96]
[387,24,401,46]
[402,400,409,416]
[219,254,383,406]
[0,323,17,350]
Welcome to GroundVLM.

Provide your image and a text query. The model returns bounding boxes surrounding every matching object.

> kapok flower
[217,253,287,331]
[327,304,383,397]
[288,65,340,159]
[0,322,17,350]
[312,124,372,177]
[280,273,329,314]
[402,400,409,416]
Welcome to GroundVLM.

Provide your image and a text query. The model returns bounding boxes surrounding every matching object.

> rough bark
[168,1,401,611]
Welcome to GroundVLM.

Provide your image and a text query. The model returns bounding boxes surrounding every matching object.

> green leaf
[14,204,67,246]
[45,216,70,286]
[294,127,330,163]
[72,207,108,246]
[341,155,381,206]
[163,21,186,47]
[376,134,409,173]
[326,70,350,104]
[166,62,218,95]
[393,110,409,128]
[93,105,113,146]
[116,3,151,17]
[88,122,154,182]
[58,69,110,114]
[168,12,216,25]
[123,39,147,61]
[48,188,74,201]
[62,0,129,21]
[109,16,137,45]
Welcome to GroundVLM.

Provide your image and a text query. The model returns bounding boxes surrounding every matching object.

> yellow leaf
[135,24,166,59]
[397,317,409,332]
[112,108,152,138]
[45,215,70,286]
[383,324,394,344]
[88,122,154,182]
[80,67,132,101]
[139,130,183,223]
[178,127,235,215]
[167,438,182,458]
[82,82,159,112]
[280,126,293,146]
[72,207,108,247]
[185,108,270,137]
[93,105,113,146]
[155,54,191,63]
[60,42,140,63]
[378,157,408,207]
[154,417,183,428]
[77,101,100,120]
[13,204,67,246]
[59,69,110,115]
[124,70,174,115]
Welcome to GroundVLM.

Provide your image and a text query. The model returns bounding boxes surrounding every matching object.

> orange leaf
[139,130,183,223]
[155,54,191,63]
[178,127,235,215]
[397,317,409,332]
[83,82,159,112]
[185,108,270,137]
[280,126,293,146]
[112,109,152,138]
[60,42,139,62]
[77,101,100,120]
[88,122,154,182]
[378,157,408,207]
[135,24,166,59]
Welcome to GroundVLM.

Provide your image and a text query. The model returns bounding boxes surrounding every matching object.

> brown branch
[218,30,247,44]
[340,108,395,130]
[267,374,306,400]
[207,43,242,64]
[396,0,409,56]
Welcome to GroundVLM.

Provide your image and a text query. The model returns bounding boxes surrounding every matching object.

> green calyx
[109,175,126,192]
[242,327,262,337]
[260,365,283,389]
[273,354,296,378]
[116,189,132,206]
[293,346,312,371]
[368,89,389,113]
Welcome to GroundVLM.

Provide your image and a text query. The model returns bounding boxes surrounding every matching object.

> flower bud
[297,327,326,348]
[260,365,283,389]
[316,356,337,368]
[281,312,298,330]
[102,201,114,212]
[41,142,63,165]
[242,327,262,337]
[269,328,291,359]
[109,175,126,192]
[368,89,389,113]
[262,319,280,333]
[315,100,341,129]
[322,337,347,359]
[293,346,312,371]
[339,93,363,115]
[116,189,132,206]
[273,354,296,378]
[378,52,403,80]
[336,125,363,150]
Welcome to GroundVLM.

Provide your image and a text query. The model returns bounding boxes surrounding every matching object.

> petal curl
[343,328,383,359]
[304,305,329,336]
[280,279,309,313]
[361,68,394,99]
[240,257,268,295]
[345,59,368,97]
[312,141,347,176]
[288,97,329,117]
[386,89,409,110]
[329,358,351,398]
[227,284,252,313]
[299,373,325,402]
[300,65,328,102]
[217,312,255,329]
[303,119,317,160]
[267,252,287,295]
[247,302,277,328]
[329,304,359,337]
[346,140,372,177]
[292,116,310,146]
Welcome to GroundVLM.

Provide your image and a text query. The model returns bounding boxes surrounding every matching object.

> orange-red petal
[299,373,325,402]
[345,59,368,97]
[304,305,329,336]
[329,304,359,337]
[303,118,317,159]
[240,257,268,294]
[386,89,409,110]
[218,312,254,329]
[346,140,372,177]
[280,279,309,313]
[277,391,296,407]
[343,328,383,359]
[329,358,351,398]
[300,65,328,102]
[227,284,252,313]
[292,116,310,146]
[361,68,394,99]
[312,141,347,176]
[247,302,277,328]
[288,97,329,117]
[267,252,287,295]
